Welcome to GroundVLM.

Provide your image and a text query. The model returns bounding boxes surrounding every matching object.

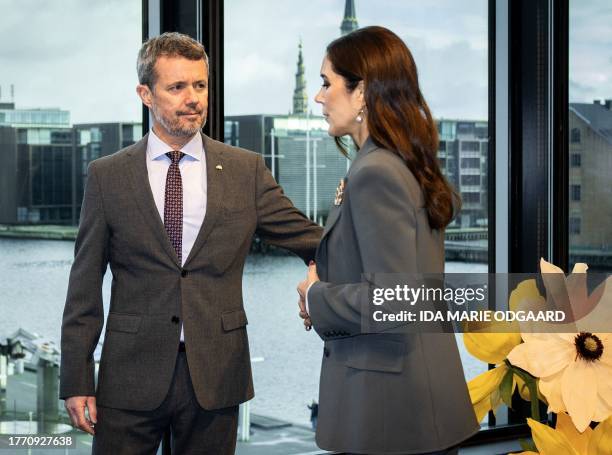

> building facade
[437,119,489,229]
[225,114,349,223]
[568,100,612,265]
[0,102,141,225]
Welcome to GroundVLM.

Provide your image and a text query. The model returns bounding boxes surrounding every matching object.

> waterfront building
[437,119,489,229]
[0,101,141,225]
[0,103,74,224]
[568,100,612,267]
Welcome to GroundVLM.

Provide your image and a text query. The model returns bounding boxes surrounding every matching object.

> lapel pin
[215,164,223,170]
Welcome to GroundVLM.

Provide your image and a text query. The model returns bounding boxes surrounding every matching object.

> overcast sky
[0,0,609,124]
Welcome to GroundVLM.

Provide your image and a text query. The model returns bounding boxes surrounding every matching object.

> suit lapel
[317,137,380,269]
[321,202,342,240]
[126,133,181,267]
[183,134,225,267]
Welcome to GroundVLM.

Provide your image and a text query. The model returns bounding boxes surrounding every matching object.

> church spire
[292,40,308,115]
[340,0,359,36]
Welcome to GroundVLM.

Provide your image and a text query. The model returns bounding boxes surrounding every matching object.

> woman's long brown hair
[327,26,461,230]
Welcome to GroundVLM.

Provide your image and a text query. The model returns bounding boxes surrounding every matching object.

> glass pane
[568,0,612,272]
[225,0,489,444]
[0,0,142,451]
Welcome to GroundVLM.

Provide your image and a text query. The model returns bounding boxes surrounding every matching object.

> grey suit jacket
[308,138,479,454]
[60,133,322,411]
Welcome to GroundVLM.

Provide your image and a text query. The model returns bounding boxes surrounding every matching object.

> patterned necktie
[164,151,185,263]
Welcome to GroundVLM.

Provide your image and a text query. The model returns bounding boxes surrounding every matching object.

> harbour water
[0,238,487,426]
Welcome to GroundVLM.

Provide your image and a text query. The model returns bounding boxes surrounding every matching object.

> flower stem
[504,359,541,422]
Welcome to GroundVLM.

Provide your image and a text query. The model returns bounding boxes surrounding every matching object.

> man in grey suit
[60,32,321,454]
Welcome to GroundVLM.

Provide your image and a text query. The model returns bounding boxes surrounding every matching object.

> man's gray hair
[137,32,209,88]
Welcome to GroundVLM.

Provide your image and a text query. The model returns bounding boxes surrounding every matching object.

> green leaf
[500,367,514,408]
[519,438,538,452]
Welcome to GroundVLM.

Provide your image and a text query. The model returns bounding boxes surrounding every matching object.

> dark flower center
[574,332,604,362]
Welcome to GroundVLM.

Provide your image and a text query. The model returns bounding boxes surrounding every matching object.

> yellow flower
[507,259,612,433]
[468,363,509,422]
[464,280,543,419]
[510,412,612,455]
[464,279,543,364]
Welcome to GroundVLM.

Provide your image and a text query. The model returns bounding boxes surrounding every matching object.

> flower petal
[467,365,507,422]
[567,263,589,317]
[539,369,566,413]
[562,361,598,432]
[595,361,612,409]
[592,391,612,424]
[571,263,589,274]
[587,413,612,455]
[527,417,579,455]
[556,412,593,454]
[507,338,574,378]
[464,332,522,364]
[540,258,573,319]
[510,279,546,313]
[600,335,612,369]
[540,258,566,274]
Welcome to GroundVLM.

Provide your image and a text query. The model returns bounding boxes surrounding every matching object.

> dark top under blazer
[308,137,479,454]
[60,133,322,411]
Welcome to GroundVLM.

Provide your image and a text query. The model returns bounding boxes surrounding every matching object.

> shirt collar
[147,128,204,161]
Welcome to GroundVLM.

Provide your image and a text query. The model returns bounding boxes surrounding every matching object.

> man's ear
[136,84,153,109]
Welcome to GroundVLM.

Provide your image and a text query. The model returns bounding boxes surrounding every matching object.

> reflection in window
[570,184,581,201]
[570,216,582,235]
[569,1,612,270]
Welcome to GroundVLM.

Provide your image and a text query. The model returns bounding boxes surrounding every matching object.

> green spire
[340,0,359,36]
[292,40,308,115]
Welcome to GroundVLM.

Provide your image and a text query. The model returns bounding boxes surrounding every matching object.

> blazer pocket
[221,309,248,331]
[344,335,404,373]
[106,312,142,334]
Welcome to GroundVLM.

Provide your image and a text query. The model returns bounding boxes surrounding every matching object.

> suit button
[323,348,330,357]
[171,316,180,324]
[181,269,188,278]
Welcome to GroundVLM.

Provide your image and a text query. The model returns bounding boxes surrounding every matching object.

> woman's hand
[297,262,320,330]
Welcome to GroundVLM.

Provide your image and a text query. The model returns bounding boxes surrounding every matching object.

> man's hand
[297,262,320,331]
[65,396,97,435]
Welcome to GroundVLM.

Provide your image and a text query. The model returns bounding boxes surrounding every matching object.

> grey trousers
[92,351,238,455]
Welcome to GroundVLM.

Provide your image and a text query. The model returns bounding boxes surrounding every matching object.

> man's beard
[152,105,207,137]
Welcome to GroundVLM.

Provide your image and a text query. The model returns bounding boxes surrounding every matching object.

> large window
[0,0,142,451]
[569,0,612,271]
[225,0,489,435]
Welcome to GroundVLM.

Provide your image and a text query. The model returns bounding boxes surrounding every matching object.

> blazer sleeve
[307,158,419,340]
[60,161,109,399]
[254,153,323,264]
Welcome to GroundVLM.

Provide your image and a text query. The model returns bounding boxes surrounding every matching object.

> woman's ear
[354,80,366,108]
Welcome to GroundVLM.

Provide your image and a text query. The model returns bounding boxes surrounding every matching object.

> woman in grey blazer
[297,26,479,455]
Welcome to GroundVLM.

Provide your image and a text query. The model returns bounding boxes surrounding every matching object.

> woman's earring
[356,109,364,123]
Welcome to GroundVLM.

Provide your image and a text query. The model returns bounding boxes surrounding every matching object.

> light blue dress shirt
[146,129,207,342]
